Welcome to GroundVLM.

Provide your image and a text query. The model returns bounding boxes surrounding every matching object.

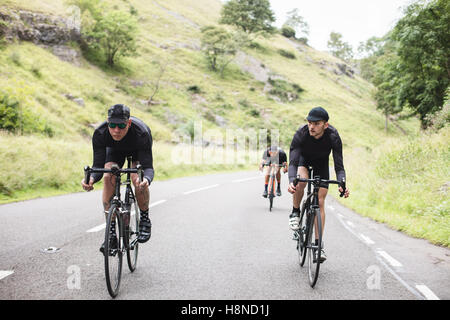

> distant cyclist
[287,107,349,262]
[259,146,288,198]
[81,104,154,251]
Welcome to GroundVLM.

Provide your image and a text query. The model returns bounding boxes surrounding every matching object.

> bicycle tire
[105,204,123,298]
[268,174,275,212]
[126,198,139,272]
[298,204,308,267]
[307,208,322,288]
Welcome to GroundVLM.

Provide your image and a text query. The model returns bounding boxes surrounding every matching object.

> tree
[200,26,240,77]
[327,32,354,62]
[84,10,138,67]
[283,8,309,40]
[219,0,275,36]
[372,48,404,131]
[357,36,385,82]
[389,0,450,128]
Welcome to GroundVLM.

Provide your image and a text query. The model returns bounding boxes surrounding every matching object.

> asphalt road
[0,171,448,300]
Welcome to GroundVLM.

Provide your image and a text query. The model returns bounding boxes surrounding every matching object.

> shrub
[281,26,296,38]
[0,94,20,132]
[278,49,296,59]
[187,85,201,94]
[267,78,304,102]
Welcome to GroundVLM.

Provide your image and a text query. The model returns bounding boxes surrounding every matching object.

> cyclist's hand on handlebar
[338,186,350,198]
[133,175,149,191]
[81,177,94,192]
[288,182,297,194]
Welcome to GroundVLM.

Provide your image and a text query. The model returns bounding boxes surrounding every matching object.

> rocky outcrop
[0,8,80,44]
[0,7,81,64]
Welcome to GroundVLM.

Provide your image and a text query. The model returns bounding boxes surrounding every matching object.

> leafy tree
[357,36,385,82]
[219,0,275,36]
[372,48,404,131]
[283,8,309,40]
[389,0,450,128]
[327,32,354,62]
[200,26,240,77]
[83,10,138,67]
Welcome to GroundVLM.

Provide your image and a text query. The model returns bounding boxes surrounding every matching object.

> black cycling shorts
[298,155,330,189]
[105,147,139,168]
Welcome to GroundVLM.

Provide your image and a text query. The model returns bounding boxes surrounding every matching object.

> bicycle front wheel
[126,199,139,272]
[298,204,308,267]
[105,204,123,298]
[307,208,322,288]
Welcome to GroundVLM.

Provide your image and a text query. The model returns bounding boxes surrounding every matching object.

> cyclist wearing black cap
[259,146,288,197]
[81,104,154,248]
[287,107,349,262]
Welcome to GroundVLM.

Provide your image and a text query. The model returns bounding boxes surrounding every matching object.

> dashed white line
[359,233,375,245]
[86,199,167,233]
[86,223,106,233]
[150,199,167,207]
[0,270,14,280]
[376,249,403,268]
[346,221,355,228]
[183,184,219,195]
[328,205,335,211]
[415,284,440,300]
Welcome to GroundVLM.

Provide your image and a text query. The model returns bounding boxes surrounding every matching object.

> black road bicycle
[293,167,345,288]
[84,156,143,298]
[262,163,284,212]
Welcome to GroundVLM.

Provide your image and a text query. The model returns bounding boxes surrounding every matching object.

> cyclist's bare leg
[314,187,328,240]
[276,168,281,183]
[102,162,118,213]
[131,162,149,212]
[293,166,308,209]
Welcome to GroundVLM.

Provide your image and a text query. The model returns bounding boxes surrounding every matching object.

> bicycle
[262,163,284,212]
[292,167,345,287]
[84,156,143,298]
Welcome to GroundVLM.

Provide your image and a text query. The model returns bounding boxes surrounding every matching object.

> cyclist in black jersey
[81,104,154,247]
[287,107,349,262]
[259,146,288,197]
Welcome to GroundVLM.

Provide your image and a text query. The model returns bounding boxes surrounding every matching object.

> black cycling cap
[307,106,329,122]
[108,104,130,123]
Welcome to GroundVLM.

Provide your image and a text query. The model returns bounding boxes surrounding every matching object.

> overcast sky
[270,0,414,53]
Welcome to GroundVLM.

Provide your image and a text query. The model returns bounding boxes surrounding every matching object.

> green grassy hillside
[1,0,447,246]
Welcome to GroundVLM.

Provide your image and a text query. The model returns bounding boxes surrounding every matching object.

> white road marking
[376,249,403,268]
[415,284,440,300]
[333,205,424,299]
[232,177,260,183]
[183,184,219,195]
[86,223,106,233]
[87,199,167,233]
[359,233,375,245]
[0,270,14,280]
[346,221,355,228]
[328,205,335,211]
[150,199,167,207]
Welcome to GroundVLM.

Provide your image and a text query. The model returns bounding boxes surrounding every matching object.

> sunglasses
[108,122,127,129]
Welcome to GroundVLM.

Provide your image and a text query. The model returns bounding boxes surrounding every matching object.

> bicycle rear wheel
[105,204,123,298]
[307,208,322,288]
[126,199,139,272]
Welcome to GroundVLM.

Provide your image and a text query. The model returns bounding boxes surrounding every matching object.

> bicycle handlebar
[84,165,144,185]
[293,176,346,198]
